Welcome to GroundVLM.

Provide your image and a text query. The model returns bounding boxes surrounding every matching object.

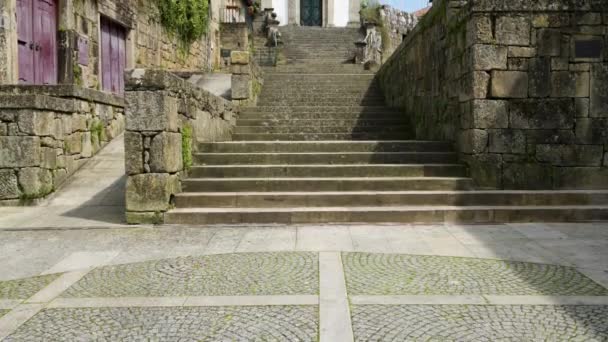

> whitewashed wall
[272,0,289,26]
[334,0,349,27]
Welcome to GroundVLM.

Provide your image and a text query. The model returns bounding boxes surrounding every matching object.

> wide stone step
[196,141,451,153]
[237,119,406,127]
[232,132,412,141]
[241,106,398,115]
[174,191,608,208]
[238,113,402,120]
[181,177,474,192]
[233,125,407,134]
[256,100,386,106]
[257,95,385,102]
[164,205,608,224]
[187,164,466,178]
[193,152,458,165]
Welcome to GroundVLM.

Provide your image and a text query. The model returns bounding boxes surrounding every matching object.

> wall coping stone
[0,85,125,107]
[0,94,77,113]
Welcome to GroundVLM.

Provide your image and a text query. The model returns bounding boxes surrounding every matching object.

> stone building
[261,0,360,27]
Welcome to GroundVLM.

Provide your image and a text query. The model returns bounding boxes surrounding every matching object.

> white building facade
[262,0,360,27]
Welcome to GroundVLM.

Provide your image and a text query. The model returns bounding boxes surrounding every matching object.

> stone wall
[124,69,238,224]
[378,0,608,190]
[378,5,418,61]
[0,86,124,204]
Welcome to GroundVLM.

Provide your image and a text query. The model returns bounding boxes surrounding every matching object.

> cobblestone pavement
[0,311,8,319]
[4,306,318,342]
[343,252,608,296]
[0,274,60,299]
[351,305,608,341]
[61,252,318,297]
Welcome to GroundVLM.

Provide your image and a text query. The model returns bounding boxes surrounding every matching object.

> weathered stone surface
[125,132,143,175]
[510,99,574,129]
[575,98,590,117]
[81,132,92,158]
[551,71,590,98]
[125,93,179,132]
[18,167,53,198]
[16,110,55,136]
[532,14,570,28]
[66,133,82,154]
[40,147,57,169]
[528,57,551,97]
[496,16,530,46]
[575,12,602,25]
[491,71,528,98]
[462,153,502,189]
[489,129,526,154]
[0,136,40,167]
[537,29,562,56]
[0,170,19,200]
[126,212,164,224]
[53,168,68,187]
[466,15,493,46]
[464,100,508,129]
[230,64,251,75]
[231,75,251,100]
[72,114,87,132]
[230,51,250,65]
[508,58,529,71]
[590,63,608,117]
[536,144,603,166]
[0,123,7,136]
[149,132,183,173]
[503,163,553,189]
[458,129,488,154]
[551,58,569,71]
[575,118,608,144]
[508,47,536,58]
[525,130,575,147]
[471,45,507,71]
[0,110,16,122]
[553,167,608,189]
[126,173,180,212]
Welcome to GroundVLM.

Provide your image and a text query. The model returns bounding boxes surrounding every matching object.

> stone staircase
[165,27,608,225]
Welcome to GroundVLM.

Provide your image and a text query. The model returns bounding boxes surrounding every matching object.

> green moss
[73,64,83,86]
[157,0,209,51]
[89,120,105,144]
[182,124,193,170]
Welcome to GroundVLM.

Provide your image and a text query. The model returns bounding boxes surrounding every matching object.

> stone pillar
[326,0,335,27]
[231,51,252,101]
[57,0,76,84]
[347,0,360,27]
[0,0,18,84]
[288,0,300,25]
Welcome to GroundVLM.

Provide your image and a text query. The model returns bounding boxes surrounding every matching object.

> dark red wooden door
[16,0,56,84]
[101,17,127,94]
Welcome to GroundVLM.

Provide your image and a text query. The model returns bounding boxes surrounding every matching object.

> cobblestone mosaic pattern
[0,274,59,299]
[352,305,608,341]
[4,306,318,342]
[62,253,318,297]
[343,253,608,296]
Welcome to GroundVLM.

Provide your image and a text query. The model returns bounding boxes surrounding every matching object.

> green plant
[89,119,105,144]
[360,1,381,24]
[73,64,83,86]
[157,0,210,50]
[182,124,193,170]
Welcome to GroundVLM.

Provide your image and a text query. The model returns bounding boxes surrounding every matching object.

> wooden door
[101,17,127,94]
[300,0,322,26]
[17,0,57,84]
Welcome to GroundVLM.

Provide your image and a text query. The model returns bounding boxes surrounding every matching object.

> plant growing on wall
[158,0,210,50]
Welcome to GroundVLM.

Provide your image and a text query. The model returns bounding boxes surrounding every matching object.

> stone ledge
[0,95,76,113]
[0,85,124,107]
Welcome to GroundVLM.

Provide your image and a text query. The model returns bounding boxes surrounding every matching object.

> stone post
[288,0,300,25]
[231,51,252,101]
[347,0,361,27]
[0,0,18,84]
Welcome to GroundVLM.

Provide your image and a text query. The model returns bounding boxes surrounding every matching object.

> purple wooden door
[17,0,34,84]
[16,0,56,84]
[101,17,126,94]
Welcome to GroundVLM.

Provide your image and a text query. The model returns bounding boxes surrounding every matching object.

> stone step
[241,106,397,114]
[187,164,466,178]
[196,141,453,153]
[164,205,608,224]
[236,119,406,127]
[256,100,386,106]
[238,113,401,120]
[232,132,412,141]
[233,125,408,134]
[174,191,608,208]
[181,177,474,192]
[257,95,385,102]
[193,152,458,165]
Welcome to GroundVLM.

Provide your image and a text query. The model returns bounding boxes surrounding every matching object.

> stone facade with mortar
[124,69,238,224]
[378,5,418,61]
[0,86,124,204]
[378,0,608,190]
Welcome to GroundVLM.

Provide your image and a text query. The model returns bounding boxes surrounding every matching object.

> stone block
[125,131,144,175]
[18,167,53,198]
[570,63,590,72]
[489,129,526,154]
[466,15,493,46]
[231,64,251,75]
[8,124,19,135]
[72,114,87,132]
[550,71,590,98]
[458,129,488,154]
[575,118,608,144]
[0,123,7,136]
[126,173,180,212]
[528,57,551,97]
[508,47,536,58]
[0,111,16,122]
[503,163,553,190]
[126,211,164,224]
[231,74,251,100]
[491,71,528,98]
[125,92,179,132]
[532,14,570,28]
[575,13,602,25]
[468,100,509,129]
[149,132,183,173]
[0,170,19,200]
[510,99,574,129]
[553,167,608,189]
[590,63,608,117]
[471,44,507,71]
[462,153,502,189]
[81,132,92,158]
[53,168,68,187]
[508,58,529,71]
[0,136,40,167]
[41,147,57,169]
[461,71,490,101]
[230,51,250,65]
[525,130,575,146]
[551,58,569,71]
[536,144,603,166]
[17,110,55,136]
[496,16,531,46]
[537,29,562,56]
[575,98,590,117]
[66,132,82,154]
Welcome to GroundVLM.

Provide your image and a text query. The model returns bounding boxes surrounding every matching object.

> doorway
[100,17,127,94]
[300,0,322,26]
[17,0,57,84]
